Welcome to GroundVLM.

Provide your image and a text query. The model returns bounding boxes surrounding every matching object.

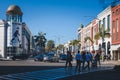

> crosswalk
[0,65,113,80]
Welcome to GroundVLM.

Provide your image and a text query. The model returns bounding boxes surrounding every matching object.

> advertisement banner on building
[10,23,22,47]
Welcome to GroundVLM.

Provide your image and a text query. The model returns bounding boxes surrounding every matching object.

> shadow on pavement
[0,66,64,75]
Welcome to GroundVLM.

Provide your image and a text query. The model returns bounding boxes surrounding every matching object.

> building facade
[91,19,99,52]
[97,6,112,59]
[0,20,7,57]
[0,5,35,58]
[111,4,120,60]
[78,6,112,58]
[78,23,92,52]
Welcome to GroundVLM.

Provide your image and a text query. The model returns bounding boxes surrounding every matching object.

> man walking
[75,51,82,73]
[84,52,91,71]
[65,51,73,68]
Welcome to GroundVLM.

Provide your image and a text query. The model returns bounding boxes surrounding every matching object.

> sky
[0,0,114,45]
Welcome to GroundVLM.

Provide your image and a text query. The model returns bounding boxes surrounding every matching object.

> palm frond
[84,36,94,43]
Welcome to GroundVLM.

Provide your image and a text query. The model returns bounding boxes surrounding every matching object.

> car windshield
[60,54,66,56]
[45,53,54,57]
[35,54,43,57]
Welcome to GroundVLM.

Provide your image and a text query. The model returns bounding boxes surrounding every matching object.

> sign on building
[10,23,22,47]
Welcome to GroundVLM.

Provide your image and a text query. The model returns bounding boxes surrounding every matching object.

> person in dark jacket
[81,51,86,71]
[65,51,72,68]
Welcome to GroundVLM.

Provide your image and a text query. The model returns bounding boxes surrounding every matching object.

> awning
[111,45,120,50]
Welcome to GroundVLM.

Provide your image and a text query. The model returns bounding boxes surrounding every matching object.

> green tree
[34,32,47,53]
[69,39,80,53]
[94,24,110,41]
[57,44,64,50]
[84,36,94,51]
[84,36,94,44]
[56,44,64,53]
[46,40,55,52]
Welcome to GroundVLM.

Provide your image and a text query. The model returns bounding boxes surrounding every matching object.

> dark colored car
[12,54,29,60]
[59,54,67,60]
[34,54,44,61]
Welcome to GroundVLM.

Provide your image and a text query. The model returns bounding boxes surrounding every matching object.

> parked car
[0,56,6,61]
[59,54,67,60]
[0,55,12,61]
[12,54,29,60]
[43,53,59,62]
[34,54,44,61]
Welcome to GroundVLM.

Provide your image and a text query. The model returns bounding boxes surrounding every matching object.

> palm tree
[94,24,110,41]
[57,44,64,50]
[46,40,55,52]
[56,44,64,53]
[84,36,94,51]
[69,39,80,53]
[84,36,94,44]
[94,32,101,40]
[34,32,47,53]
[94,24,110,61]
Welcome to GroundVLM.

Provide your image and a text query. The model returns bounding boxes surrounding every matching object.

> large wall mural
[10,23,22,47]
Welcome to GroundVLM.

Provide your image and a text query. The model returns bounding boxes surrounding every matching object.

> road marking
[0,65,113,80]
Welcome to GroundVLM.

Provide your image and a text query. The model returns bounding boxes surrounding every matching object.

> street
[0,60,76,75]
[0,60,115,80]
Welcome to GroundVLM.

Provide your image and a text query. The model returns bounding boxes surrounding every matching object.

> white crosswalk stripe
[0,65,113,80]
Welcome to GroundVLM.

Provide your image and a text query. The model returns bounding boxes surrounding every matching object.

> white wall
[0,22,5,57]
[97,6,112,55]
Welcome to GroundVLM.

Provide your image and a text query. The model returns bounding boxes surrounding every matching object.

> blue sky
[0,0,113,45]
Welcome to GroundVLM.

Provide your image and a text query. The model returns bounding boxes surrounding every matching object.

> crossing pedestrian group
[65,50,101,73]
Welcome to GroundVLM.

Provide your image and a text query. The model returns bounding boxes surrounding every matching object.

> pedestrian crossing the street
[0,65,113,80]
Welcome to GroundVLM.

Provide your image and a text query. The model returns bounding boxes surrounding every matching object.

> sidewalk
[102,60,120,65]
[0,61,116,80]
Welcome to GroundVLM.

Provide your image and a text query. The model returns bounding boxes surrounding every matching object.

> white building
[0,20,7,57]
[0,5,35,58]
[97,6,112,56]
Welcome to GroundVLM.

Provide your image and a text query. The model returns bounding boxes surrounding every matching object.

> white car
[43,53,59,62]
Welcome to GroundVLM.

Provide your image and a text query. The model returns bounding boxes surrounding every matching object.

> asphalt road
[0,60,75,75]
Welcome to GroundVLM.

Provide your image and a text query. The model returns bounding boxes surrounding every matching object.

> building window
[116,19,119,32]
[112,21,115,41]
[112,12,115,16]
[99,20,101,31]
[116,9,119,15]
[119,8,120,14]
[116,19,119,40]
[107,15,110,30]
[103,18,106,30]
[94,28,96,37]
[78,32,81,40]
